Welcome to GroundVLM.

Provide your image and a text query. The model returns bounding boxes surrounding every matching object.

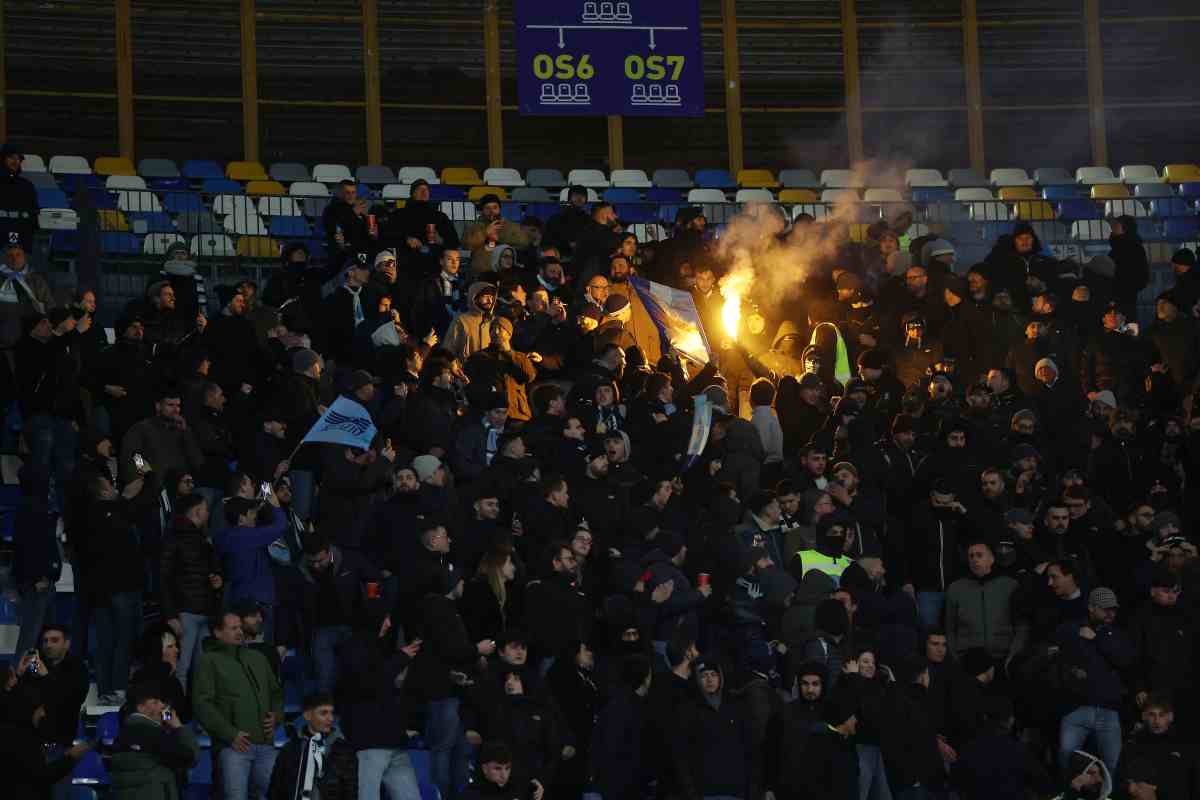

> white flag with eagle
[300,396,377,450]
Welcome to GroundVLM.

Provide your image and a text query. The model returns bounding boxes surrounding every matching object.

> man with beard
[1089,410,1147,517]
[604,254,664,367]
[768,662,826,795]
[1147,291,1200,395]
[444,282,498,362]
[1129,567,1198,723]
[571,445,626,549]
[464,194,533,276]
[364,465,429,578]
[895,313,943,389]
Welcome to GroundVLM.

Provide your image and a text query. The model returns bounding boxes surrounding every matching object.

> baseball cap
[1087,587,1119,610]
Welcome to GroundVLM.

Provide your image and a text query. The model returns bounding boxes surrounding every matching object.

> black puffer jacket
[159,517,223,619]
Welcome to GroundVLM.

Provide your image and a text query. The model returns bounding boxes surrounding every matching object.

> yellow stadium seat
[1163,164,1200,183]
[998,186,1038,201]
[93,156,135,177]
[737,169,780,189]
[467,186,509,202]
[392,200,407,210]
[1090,184,1130,200]
[245,180,286,196]
[98,209,128,231]
[849,223,871,242]
[442,167,483,186]
[226,161,269,181]
[779,189,818,204]
[236,236,281,258]
[1012,200,1057,221]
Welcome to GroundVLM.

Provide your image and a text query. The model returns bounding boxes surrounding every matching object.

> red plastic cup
[366,581,381,600]
[697,573,710,588]
[367,214,378,237]
[426,223,437,243]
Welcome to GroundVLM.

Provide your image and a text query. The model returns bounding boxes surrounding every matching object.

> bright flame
[721,290,742,340]
[719,269,754,341]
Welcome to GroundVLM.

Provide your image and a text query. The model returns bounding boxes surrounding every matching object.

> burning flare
[719,270,754,342]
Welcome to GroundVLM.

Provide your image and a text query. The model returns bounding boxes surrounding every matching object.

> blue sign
[515,0,704,117]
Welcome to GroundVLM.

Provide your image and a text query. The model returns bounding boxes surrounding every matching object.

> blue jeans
[15,582,56,658]
[427,697,467,800]
[220,743,278,800]
[93,591,142,694]
[358,748,421,800]
[312,624,353,692]
[858,743,894,800]
[1059,705,1122,778]
[176,611,209,692]
[917,591,945,630]
[24,415,77,515]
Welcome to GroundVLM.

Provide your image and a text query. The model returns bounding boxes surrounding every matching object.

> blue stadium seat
[302,238,328,260]
[1132,183,1174,199]
[1163,217,1200,239]
[182,160,224,181]
[163,193,205,214]
[614,204,656,224]
[67,787,98,800]
[148,178,189,192]
[1149,198,1195,218]
[500,202,523,221]
[37,188,69,208]
[657,203,686,224]
[694,169,736,190]
[1041,185,1089,201]
[269,217,310,237]
[1134,219,1161,240]
[84,188,118,210]
[101,232,142,255]
[187,747,212,786]
[128,212,176,233]
[1179,182,1200,199]
[201,178,242,195]
[977,222,1009,242]
[51,231,80,253]
[645,187,683,203]
[603,188,641,203]
[523,202,560,221]
[96,711,120,747]
[59,173,103,193]
[910,187,953,203]
[71,750,110,785]
[1055,200,1101,222]
[429,185,466,202]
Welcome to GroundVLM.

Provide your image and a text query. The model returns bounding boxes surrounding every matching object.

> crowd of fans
[1,157,1199,800]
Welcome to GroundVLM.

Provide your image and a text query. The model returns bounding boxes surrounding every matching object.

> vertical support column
[240,0,260,163]
[721,0,743,175]
[484,0,504,168]
[840,0,864,165]
[962,0,985,173]
[1083,0,1108,166]
[0,0,8,145]
[115,0,135,160]
[607,115,624,171]
[362,0,382,164]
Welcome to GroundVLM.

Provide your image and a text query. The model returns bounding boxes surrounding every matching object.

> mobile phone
[259,481,272,499]
[133,453,148,473]
[162,709,172,722]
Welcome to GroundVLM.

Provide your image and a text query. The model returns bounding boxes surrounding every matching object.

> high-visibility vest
[799,549,850,583]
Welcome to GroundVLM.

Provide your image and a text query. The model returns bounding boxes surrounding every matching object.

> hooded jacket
[109,713,199,800]
[673,664,754,800]
[463,215,533,275]
[159,516,223,620]
[191,637,284,748]
[443,281,497,361]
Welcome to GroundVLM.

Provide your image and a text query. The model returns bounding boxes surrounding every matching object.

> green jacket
[109,713,199,800]
[945,572,1029,661]
[193,637,284,747]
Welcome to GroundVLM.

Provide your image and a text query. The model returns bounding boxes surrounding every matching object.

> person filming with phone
[109,681,199,800]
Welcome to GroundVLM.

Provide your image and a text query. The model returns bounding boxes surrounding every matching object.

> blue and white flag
[681,394,713,472]
[300,396,377,450]
[631,276,713,366]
